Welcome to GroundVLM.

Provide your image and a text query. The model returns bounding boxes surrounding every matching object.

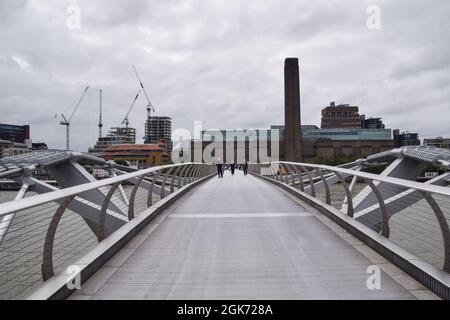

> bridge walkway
[70,170,437,299]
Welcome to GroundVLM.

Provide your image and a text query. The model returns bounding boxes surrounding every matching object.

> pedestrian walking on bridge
[216,159,224,178]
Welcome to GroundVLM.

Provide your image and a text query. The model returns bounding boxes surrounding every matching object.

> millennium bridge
[0,146,449,300]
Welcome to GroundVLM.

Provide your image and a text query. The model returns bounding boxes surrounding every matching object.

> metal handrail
[0,162,210,218]
[0,161,215,299]
[257,161,450,196]
[251,160,450,274]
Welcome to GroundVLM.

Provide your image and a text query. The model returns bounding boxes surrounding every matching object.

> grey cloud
[0,0,449,151]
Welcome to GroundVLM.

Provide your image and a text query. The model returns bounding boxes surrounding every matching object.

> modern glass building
[270,125,392,141]
[0,124,30,144]
[302,127,392,141]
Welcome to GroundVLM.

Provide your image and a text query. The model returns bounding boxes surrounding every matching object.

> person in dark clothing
[217,162,223,178]
[243,160,248,176]
[230,163,235,175]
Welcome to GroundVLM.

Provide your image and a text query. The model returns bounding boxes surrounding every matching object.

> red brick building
[321,102,361,129]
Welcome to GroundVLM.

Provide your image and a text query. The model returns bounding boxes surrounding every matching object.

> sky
[0,0,449,152]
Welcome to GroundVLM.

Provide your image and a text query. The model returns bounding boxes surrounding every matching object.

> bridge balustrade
[249,161,450,276]
[0,163,215,299]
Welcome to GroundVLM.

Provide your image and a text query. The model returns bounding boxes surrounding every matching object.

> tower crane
[60,86,89,150]
[98,89,103,138]
[121,88,141,127]
[132,65,155,118]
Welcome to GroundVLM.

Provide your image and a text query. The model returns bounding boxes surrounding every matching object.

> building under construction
[144,116,172,153]
[89,126,136,155]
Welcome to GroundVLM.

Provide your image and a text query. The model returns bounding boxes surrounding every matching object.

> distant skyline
[1,0,449,152]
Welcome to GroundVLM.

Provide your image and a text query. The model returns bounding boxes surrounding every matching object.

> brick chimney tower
[284,57,303,162]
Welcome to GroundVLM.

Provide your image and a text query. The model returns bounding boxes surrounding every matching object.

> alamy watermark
[66,4,81,30]
[366,265,381,290]
[171,120,280,164]
[66,265,81,290]
[366,5,381,30]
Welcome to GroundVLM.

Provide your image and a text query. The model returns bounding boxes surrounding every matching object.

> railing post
[187,164,196,183]
[178,165,188,187]
[284,164,296,187]
[279,164,285,182]
[297,166,305,191]
[161,167,175,199]
[191,164,201,181]
[200,165,207,178]
[288,165,296,187]
[170,165,182,193]
[365,179,390,238]
[197,165,206,178]
[181,164,190,185]
[97,181,122,241]
[418,190,450,272]
[272,163,279,181]
[280,163,288,183]
[192,164,199,182]
[147,170,159,207]
[301,166,315,197]
[263,164,267,175]
[193,164,202,181]
[41,195,75,281]
[267,163,276,179]
[343,166,361,208]
[318,168,331,205]
[334,171,354,217]
[128,175,144,221]
[111,171,129,206]
[184,164,195,184]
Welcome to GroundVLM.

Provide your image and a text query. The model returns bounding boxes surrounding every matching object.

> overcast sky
[1,0,449,151]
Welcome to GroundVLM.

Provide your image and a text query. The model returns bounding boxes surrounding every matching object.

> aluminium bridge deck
[69,171,437,300]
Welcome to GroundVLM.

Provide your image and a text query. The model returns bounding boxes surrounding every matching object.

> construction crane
[121,88,141,127]
[60,86,89,150]
[98,89,103,138]
[132,65,155,118]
